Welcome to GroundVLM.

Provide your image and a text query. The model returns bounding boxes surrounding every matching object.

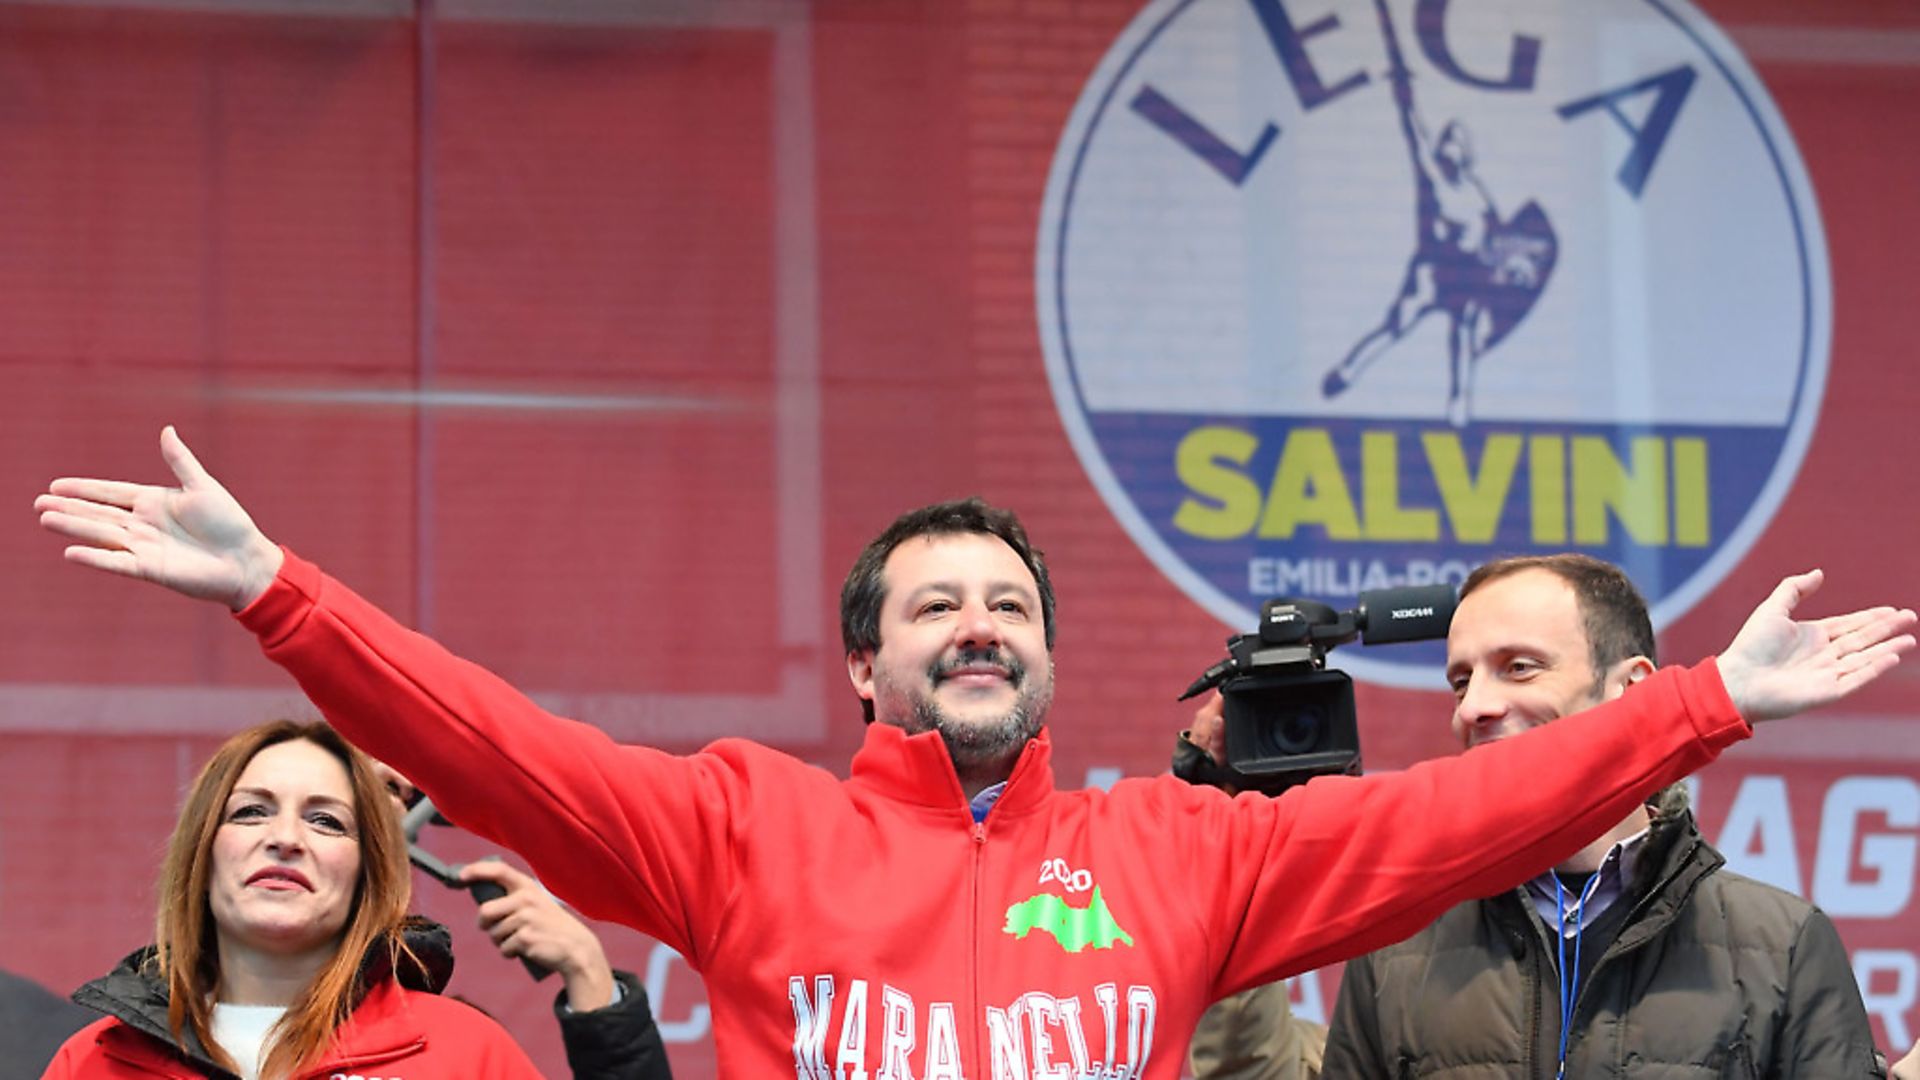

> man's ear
[847,650,877,702]
[1607,655,1656,699]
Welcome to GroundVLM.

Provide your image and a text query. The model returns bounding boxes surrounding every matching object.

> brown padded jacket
[1319,790,1883,1078]
[1188,979,1326,1079]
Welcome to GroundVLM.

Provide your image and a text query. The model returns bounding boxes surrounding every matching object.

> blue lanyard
[1553,874,1592,1080]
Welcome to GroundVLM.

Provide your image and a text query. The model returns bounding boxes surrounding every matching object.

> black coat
[554,969,674,1080]
[1,967,95,1077]
[1322,799,1883,1078]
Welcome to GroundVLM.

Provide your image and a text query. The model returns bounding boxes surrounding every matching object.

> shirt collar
[969,782,1008,823]
[1525,823,1652,934]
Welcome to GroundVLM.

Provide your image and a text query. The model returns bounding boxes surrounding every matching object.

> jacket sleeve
[1186,981,1302,1080]
[1778,909,1885,1077]
[1320,954,1391,1079]
[1195,660,1750,996]
[556,969,674,1080]
[234,550,768,966]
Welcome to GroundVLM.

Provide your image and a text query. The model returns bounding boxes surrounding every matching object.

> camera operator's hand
[1715,570,1915,723]
[1188,693,1228,768]
[462,859,617,1013]
[1174,693,1240,795]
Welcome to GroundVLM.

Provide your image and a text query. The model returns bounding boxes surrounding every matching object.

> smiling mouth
[932,648,1023,688]
[942,666,1009,681]
[246,868,312,890]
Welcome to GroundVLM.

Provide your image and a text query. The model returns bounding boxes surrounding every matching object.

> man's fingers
[1820,634,1916,700]
[484,911,520,947]
[1763,569,1823,617]
[45,477,152,510]
[1825,608,1919,655]
[1842,635,1917,680]
[475,887,529,930]
[159,425,217,491]
[1836,652,1904,697]
[63,545,144,579]
[481,905,557,958]
[1812,607,1894,640]
[35,494,132,530]
[42,512,132,552]
[459,858,532,891]
[494,926,561,965]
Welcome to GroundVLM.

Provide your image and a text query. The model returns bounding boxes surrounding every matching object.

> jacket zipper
[970,818,988,1077]
[1516,901,1553,1080]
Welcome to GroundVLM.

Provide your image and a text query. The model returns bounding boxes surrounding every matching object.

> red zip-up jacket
[44,969,538,1079]
[238,550,1750,1079]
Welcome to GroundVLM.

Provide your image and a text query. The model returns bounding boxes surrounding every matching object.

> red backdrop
[4,2,1918,1074]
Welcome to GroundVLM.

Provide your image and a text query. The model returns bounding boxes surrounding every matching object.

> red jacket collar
[89,978,425,1079]
[847,721,1057,819]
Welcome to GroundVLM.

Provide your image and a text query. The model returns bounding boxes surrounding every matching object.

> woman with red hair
[45,720,539,1079]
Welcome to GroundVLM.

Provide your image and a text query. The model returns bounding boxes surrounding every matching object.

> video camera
[1177,585,1456,795]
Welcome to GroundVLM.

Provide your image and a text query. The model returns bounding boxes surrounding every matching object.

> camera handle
[402,798,553,982]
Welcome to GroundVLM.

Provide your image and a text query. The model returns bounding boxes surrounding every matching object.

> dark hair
[840,498,1056,722]
[1460,554,1657,689]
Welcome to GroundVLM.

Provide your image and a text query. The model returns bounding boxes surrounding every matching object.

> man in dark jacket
[1,966,93,1076]
[1318,554,1880,1077]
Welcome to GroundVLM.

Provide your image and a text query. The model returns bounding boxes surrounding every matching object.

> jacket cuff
[232,545,321,648]
[556,969,661,1076]
[1686,656,1753,749]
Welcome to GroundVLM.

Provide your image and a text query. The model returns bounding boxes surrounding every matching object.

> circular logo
[1037,0,1829,686]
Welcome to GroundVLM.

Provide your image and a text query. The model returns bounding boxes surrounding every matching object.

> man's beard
[894,648,1052,780]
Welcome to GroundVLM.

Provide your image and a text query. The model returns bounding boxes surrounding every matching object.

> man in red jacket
[34,427,1917,1080]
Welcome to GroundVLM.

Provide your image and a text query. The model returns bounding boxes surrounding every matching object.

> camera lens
[1215,669,1358,793]
[1272,707,1324,755]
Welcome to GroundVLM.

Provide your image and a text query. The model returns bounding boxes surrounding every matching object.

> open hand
[34,426,282,611]
[1716,570,1916,723]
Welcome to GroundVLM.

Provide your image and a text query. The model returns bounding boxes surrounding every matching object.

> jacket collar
[1495,804,1721,955]
[70,917,455,1077]
[85,979,427,1079]
[1606,803,1722,951]
[847,721,1058,820]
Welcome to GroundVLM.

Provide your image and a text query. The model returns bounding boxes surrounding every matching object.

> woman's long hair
[150,720,415,1078]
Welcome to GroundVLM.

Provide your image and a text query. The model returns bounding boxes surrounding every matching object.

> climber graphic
[1320,0,1559,427]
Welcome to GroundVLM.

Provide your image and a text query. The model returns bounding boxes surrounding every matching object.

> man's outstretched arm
[38,427,751,961]
[1188,571,1913,994]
